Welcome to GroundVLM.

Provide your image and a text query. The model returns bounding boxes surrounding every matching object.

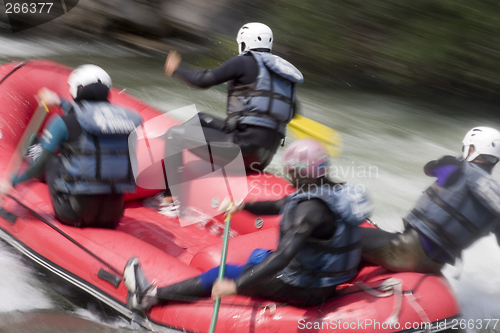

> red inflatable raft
[0,60,461,332]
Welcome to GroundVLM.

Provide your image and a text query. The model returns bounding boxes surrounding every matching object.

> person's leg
[46,156,82,226]
[158,273,338,308]
[156,277,208,300]
[70,194,125,229]
[123,257,245,310]
[159,264,246,296]
[157,115,237,216]
[163,122,230,183]
[233,125,283,171]
[123,257,339,310]
[46,155,125,228]
[238,276,338,307]
[98,194,125,228]
[164,114,286,184]
[362,227,444,274]
[155,264,245,301]
[163,114,288,192]
[163,115,238,201]
[239,146,275,172]
[198,118,283,171]
[195,113,226,132]
[50,192,81,226]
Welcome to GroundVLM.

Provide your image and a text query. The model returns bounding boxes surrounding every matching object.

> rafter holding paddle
[0,91,51,205]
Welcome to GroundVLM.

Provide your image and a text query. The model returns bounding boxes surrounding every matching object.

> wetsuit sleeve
[39,115,69,152]
[424,156,463,187]
[234,199,335,290]
[243,197,287,215]
[60,99,72,114]
[424,156,462,176]
[11,115,68,186]
[174,57,246,89]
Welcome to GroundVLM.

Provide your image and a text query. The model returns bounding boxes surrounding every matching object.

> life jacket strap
[227,111,282,124]
[411,208,460,253]
[92,134,101,181]
[60,175,132,183]
[63,149,130,156]
[305,239,362,255]
[228,89,293,105]
[425,187,478,234]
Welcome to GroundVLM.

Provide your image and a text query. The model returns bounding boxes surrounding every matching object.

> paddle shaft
[1,101,49,205]
[289,118,332,144]
[287,115,343,157]
[208,212,232,333]
[4,101,49,177]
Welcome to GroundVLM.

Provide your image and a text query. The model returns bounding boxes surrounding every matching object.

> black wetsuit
[156,191,342,307]
[167,54,284,177]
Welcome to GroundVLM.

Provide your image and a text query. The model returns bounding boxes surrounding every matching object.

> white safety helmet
[236,22,273,54]
[462,126,500,163]
[68,64,112,99]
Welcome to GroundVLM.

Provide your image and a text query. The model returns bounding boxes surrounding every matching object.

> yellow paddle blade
[287,115,343,157]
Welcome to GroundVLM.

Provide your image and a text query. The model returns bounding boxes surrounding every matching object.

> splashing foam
[0,243,52,312]
[443,235,500,330]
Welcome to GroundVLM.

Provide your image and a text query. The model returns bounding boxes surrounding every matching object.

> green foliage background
[239,0,500,97]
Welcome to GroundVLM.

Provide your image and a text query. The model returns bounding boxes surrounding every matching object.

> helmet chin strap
[239,42,246,54]
[472,154,499,165]
[482,154,499,164]
[466,152,498,174]
[472,160,496,174]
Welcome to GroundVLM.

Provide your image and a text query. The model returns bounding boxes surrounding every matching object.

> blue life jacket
[227,51,303,136]
[54,101,142,195]
[405,161,500,259]
[279,184,372,288]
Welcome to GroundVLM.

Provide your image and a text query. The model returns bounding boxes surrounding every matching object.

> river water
[1,32,500,332]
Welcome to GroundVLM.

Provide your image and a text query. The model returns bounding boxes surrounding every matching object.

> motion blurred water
[1,33,500,332]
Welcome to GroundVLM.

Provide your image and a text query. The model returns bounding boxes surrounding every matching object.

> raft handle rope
[366,218,380,229]
[405,291,431,333]
[0,61,28,86]
[260,302,277,316]
[5,194,123,279]
[355,278,402,325]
